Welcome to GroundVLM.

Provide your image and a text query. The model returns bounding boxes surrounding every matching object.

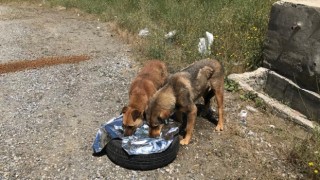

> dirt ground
[0,3,311,180]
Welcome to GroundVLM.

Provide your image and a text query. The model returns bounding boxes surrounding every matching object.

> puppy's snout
[148,125,163,138]
[123,130,132,136]
[123,126,136,136]
[123,129,132,136]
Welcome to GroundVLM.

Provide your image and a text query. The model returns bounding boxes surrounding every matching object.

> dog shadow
[171,103,218,137]
[195,104,218,124]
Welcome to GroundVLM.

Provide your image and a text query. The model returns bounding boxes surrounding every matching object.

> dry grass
[289,129,320,179]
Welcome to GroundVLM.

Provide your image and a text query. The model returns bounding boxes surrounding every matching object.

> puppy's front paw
[215,125,223,131]
[179,139,190,145]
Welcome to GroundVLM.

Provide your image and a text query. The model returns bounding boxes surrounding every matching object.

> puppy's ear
[200,66,213,78]
[131,110,142,121]
[121,106,128,114]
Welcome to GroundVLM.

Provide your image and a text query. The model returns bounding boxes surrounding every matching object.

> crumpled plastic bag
[198,31,214,55]
[138,28,150,37]
[92,115,179,155]
[165,30,177,39]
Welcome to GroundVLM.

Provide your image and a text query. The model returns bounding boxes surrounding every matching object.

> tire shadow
[92,147,107,157]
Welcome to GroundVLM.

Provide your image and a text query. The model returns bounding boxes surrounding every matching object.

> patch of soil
[0,55,89,74]
[0,3,310,180]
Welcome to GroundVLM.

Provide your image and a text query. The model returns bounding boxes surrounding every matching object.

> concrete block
[228,67,319,129]
[263,0,320,93]
[264,71,320,121]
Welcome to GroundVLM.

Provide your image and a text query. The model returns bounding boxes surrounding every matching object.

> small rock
[247,130,255,137]
[268,125,275,129]
[165,30,177,39]
[246,105,258,112]
[56,6,66,11]
[138,28,150,37]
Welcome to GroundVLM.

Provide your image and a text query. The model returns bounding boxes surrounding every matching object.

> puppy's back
[138,60,168,89]
[181,58,223,80]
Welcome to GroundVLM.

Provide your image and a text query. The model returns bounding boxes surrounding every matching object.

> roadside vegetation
[289,129,320,179]
[1,0,319,178]
[47,0,276,75]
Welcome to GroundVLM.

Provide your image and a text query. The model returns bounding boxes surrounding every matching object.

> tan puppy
[122,60,168,136]
[145,58,224,145]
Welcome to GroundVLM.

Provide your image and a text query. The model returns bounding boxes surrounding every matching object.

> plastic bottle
[239,110,248,126]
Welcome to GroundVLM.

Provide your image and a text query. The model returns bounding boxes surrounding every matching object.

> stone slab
[263,0,320,92]
[228,67,319,129]
[264,71,320,120]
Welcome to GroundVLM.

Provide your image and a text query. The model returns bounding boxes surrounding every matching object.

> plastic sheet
[92,115,179,155]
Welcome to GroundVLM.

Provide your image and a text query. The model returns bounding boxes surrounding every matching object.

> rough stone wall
[263,0,320,93]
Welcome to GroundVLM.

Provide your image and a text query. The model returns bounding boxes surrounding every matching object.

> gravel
[0,4,139,179]
[0,3,310,180]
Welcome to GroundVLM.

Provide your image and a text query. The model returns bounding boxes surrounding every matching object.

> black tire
[105,135,180,171]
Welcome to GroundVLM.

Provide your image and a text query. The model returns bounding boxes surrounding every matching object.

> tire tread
[105,136,179,170]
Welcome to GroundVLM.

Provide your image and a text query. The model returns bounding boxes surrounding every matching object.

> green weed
[289,128,320,179]
[224,78,240,93]
[240,91,266,110]
[45,0,276,74]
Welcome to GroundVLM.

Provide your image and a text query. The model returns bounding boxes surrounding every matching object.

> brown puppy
[122,60,168,136]
[145,58,224,145]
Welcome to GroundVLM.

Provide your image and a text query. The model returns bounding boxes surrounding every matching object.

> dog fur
[145,58,224,145]
[121,60,168,136]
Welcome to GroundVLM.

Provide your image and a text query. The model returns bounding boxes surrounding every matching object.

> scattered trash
[165,30,177,39]
[206,31,214,49]
[138,28,150,37]
[198,37,207,55]
[198,31,214,55]
[239,110,248,126]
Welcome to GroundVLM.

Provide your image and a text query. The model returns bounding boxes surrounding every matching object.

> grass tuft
[289,129,320,179]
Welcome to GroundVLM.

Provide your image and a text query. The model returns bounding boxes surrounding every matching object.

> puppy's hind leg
[214,86,224,131]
